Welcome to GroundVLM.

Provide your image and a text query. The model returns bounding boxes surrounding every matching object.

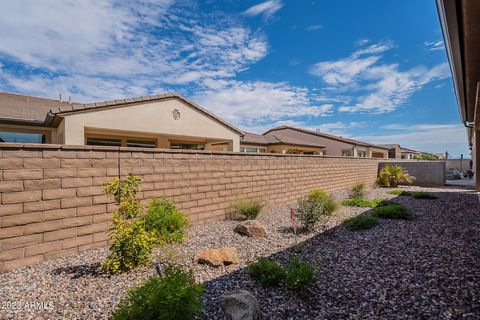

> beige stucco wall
[61,98,240,151]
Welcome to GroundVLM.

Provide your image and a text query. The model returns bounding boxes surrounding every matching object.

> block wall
[0,144,383,272]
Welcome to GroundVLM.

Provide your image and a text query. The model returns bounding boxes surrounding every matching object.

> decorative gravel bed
[1,186,479,319]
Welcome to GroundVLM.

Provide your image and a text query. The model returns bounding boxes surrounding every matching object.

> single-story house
[378,144,423,160]
[0,92,243,151]
[241,126,388,158]
[241,132,325,155]
[436,0,480,190]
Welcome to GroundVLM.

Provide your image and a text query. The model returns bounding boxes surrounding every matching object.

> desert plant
[103,216,155,274]
[411,192,437,199]
[308,189,337,214]
[387,189,412,196]
[284,256,317,296]
[415,153,438,160]
[145,197,189,244]
[372,204,413,220]
[102,175,154,274]
[341,198,396,208]
[344,215,379,230]
[296,197,327,230]
[248,258,286,287]
[232,199,265,220]
[111,265,204,320]
[350,182,366,199]
[376,165,415,188]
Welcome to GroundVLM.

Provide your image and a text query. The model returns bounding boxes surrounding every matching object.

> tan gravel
[1,186,479,319]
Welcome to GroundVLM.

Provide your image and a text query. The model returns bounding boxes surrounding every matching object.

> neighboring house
[241,132,325,155]
[0,92,242,151]
[378,144,422,159]
[240,126,388,158]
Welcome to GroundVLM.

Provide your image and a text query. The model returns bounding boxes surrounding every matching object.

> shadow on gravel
[197,189,480,319]
[51,262,103,279]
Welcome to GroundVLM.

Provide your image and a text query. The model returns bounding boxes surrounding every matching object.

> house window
[170,142,205,150]
[86,137,122,146]
[126,139,156,148]
[341,149,353,157]
[0,131,46,144]
[240,147,266,153]
[356,150,367,158]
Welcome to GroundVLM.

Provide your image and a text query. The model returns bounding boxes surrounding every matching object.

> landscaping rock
[220,290,259,320]
[194,247,240,267]
[234,220,267,237]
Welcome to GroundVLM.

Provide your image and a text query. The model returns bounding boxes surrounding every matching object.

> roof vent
[59,93,62,102]
[68,96,72,104]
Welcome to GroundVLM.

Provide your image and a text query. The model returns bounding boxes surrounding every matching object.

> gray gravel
[1,186,479,319]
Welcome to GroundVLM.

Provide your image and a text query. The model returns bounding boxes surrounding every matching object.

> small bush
[377,165,415,187]
[102,175,155,274]
[145,197,189,244]
[344,215,379,230]
[296,197,328,230]
[103,217,155,274]
[284,256,317,296]
[350,182,366,199]
[372,204,413,220]
[112,265,204,320]
[248,258,286,287]
[387,189,412,196]
[341,198,374,207]
[308,189,337,214]
[411,192,437,199]
[341,198,396,208]
[232,199,265,220]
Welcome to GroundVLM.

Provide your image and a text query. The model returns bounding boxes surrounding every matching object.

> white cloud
[424,40,445,52]
[194,79,333,130]
[244,0,283,19]
[305,25,322,31]
[355,38,370,46]
[356,123,469,158]
[310,41,450,113]
[0,0,268,101]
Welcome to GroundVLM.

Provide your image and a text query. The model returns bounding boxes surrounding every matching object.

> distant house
[241,132,325,155]
[379,144,428,160]
[0,92,243,151]
[241,126,388,158]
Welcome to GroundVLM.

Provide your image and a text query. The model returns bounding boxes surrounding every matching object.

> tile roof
[242,131,325,148]
[0,92,80,123]
[264,126,389,149]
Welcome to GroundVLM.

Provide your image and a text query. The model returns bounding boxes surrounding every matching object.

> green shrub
[341,198,396,208]
[350,182,366,199]
[341,198,374,207]
[102,175,155,274]
[308,189,337,214]
[232,199,265,220]
[111,265,204,320]
[377,165,415,187]
[145,197,189,244]
[372,204,413,220]
[103,217,155,274]
[284,256,317,296]
[387,189,412,196]
[296,197,328,230]
[411,192,437,199]
[248,258,286,287]
[344,215,379,230]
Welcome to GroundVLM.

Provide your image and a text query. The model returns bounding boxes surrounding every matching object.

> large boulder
[220,290,259,320]
[234,220,267,237]
[194,247,240,267]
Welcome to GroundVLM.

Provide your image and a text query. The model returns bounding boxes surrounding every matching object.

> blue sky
[0,0,469,157]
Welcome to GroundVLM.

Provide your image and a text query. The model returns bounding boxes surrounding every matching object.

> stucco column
[475,130,480,191]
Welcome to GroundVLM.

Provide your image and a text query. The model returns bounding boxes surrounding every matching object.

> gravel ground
[1,186,479,319]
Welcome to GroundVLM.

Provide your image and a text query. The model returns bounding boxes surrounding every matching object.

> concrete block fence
[0,144,441,272]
